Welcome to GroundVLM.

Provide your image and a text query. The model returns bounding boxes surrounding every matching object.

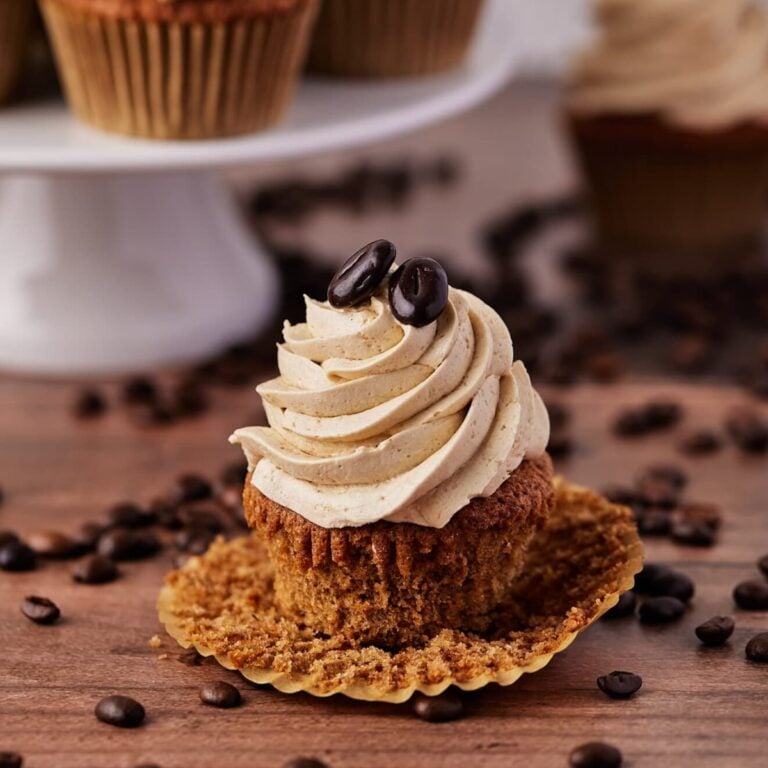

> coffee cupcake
[0,0,33,104]
[307,0,486,78]
[231,241,553,647]
[566,0,768,262]
[40,0,318,139]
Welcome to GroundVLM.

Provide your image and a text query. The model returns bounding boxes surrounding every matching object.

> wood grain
[1,374,767,768]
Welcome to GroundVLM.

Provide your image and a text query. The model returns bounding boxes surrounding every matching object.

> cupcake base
[157,478,643,703]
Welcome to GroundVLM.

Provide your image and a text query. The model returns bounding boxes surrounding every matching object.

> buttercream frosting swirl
[568,0,768,128]
[231,283,549,529]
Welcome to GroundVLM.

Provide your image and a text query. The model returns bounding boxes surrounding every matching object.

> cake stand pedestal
[0,0,515,374]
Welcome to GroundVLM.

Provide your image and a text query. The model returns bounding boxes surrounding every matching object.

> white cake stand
[0,0,517,374]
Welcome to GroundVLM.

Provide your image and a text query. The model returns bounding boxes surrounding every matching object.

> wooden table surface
[2,81,768,768]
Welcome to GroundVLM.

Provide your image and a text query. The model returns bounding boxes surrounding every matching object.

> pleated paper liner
[39,0,318,139]
[0,0,33,104]
[307,0,486,78]
[157,479,643,703]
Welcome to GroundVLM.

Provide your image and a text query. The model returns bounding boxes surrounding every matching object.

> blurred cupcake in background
[565,0,768,268]
[308,0,486,78]
[0,0,33,104]
[40,0,319,139]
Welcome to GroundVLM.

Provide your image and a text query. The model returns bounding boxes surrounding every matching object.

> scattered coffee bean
[634,563,668,593]
[0,752,23,768]
[173,378,210,417]
[327,239,396,308]
[679,429,723,456]
[95,695,145,728]
[645,400,683,429]
[671,519,717,547]
[695,616,735,646]
[613,409,651,437]
[585,352,624,383]
[179,649,204,666]
[613,401,682,437]
[175,528,216,556]
[174,474,214,503]
[671,502,722,532]
[725,407,768,453]
[121,376,158,405]
[389,258,449,328]
[21,596,60,625]
[128,401,176,428]
[177,506,224,533]
[282,759,328,768]
[106,502,156,529]
[0,529,19,548]
[73,522,107,552]
[637,509,671,537]
[745,632,768,662]
[547,429,575,458]
[199,681,241,708]
[220,461,248,488]
[602,486,641,507]
[638,596,686,624]
[569,741,622,768]
[758,553,768,578]
[596,671,642,699]
[98,530,161,561]
[733,580,768,610]
[602,591,636,620]
[411,691,464,723]
[27,530,77,559]
[73,389,107,419]
[645,567,695,604]
[73,555,120,584]
[0,541,36,572]
[637,464,687,492]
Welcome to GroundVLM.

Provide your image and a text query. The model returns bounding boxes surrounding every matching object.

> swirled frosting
[568,0,768,128]
[230,284,549,529]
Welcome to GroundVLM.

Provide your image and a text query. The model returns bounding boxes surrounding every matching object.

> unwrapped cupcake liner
[157,478,643,703]
[40,0,317,139]
[568,114,768,268]
[0,0,33,104]
[307,0,485,78]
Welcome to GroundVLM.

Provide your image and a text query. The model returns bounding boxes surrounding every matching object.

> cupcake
[565,0,768,262]
[0,0,33,104]
[39,0,319,139]
[231,241,553,647]
[307,0,486,78]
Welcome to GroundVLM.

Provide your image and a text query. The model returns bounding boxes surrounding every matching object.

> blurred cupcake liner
[39,0,318,139]
[308,0,485,78]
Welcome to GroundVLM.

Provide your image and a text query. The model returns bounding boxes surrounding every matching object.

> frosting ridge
[568,0,768,128]
[231,283,549,529]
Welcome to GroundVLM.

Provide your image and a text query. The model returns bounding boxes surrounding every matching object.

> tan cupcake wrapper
[157,478,643,703]
[307,0,485,78]
[0,0,33,105]
[40,0,317,139]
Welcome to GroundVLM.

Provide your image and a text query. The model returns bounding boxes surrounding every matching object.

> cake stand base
[0,172,278,374]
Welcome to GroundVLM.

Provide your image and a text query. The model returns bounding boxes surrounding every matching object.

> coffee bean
[671,519,717,547]
[637,464,688,491]
[73,555,120,584]
[128,401,176,428]
[585,352,624,383]
[27,530,78,559]
[645,567,695,604]
[613,408,651,437]
[671,502,722,532]
[695,616,735,646]
[121,376,158,405]
[637,509,671,537]
[602,486,641,507]
[411,691,464,723]
[282,759,328,768]
[745,632,768,662]
[173,379,210,417]
[95,695,145,728]
[73,522,107,552]
[174,474,214,503]
[645,400,683,429]
[177,506,224,533]
[0,541,36,572]
[638,596,686,624]
[98,530,161,561]
[679,429,723,456]
[569,741,622,768]
[725,407,768,453]
[327,240,396,308]
[73,389,107,419]
[634,563,669,593]
[635,478,680,509]
[0,530,19,547]
[175,528,216,555]
[547,429,575,458]
[106,502,156,529]
[21,595,60,625]
[199,681,241,708]
[389,258,449,328]
[733,580,768,610]
[0,752,23,768]
[758,553,768,579]
[179,649,204,666]
[220,461,249,488]
[596,671,642,699]
[545,401,570,431]
[602,591,636,620]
